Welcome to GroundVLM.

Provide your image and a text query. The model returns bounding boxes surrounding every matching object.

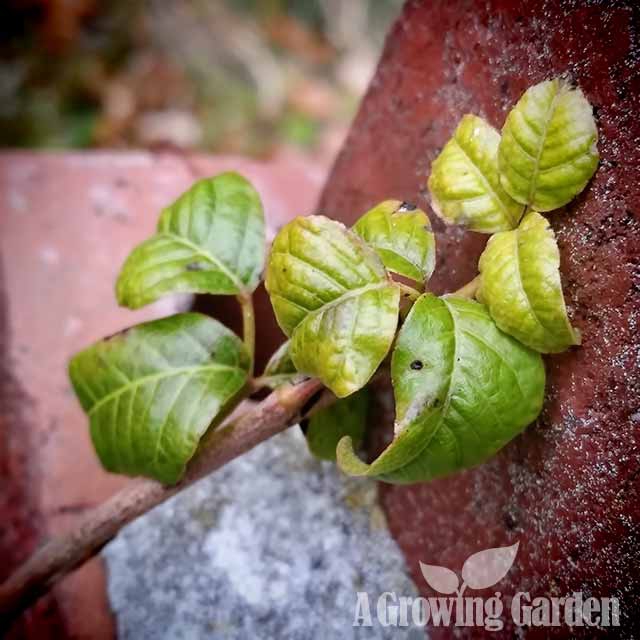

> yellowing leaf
[265,215,400,397]
[305,389,369,461]
[427,114,523,233]
[478,211,580,353]
[498,78,599,211]
[353,200,436,283]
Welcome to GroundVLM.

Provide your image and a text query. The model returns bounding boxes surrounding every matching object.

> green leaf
[477,211,580,353]
[353,200,436,283]
[69,313,250,484]
[116,172,265,308]
[427,114,523,233]
[265,215,400,397]
[261,340,302,388]
[337,294,545,484]
[305,389,369,461]
[498,78,599,211]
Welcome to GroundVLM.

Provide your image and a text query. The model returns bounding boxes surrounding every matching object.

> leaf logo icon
[460,542,519,590]
[419,562,459,594]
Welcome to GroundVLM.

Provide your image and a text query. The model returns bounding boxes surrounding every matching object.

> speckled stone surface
[103,429,421,640]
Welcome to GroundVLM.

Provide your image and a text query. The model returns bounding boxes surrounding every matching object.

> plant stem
[0,378,323,626]
[238,293,256,375]
[453,275,481,299]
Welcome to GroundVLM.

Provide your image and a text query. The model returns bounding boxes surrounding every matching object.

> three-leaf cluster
[69,78,599,486]
[70,173,265,484]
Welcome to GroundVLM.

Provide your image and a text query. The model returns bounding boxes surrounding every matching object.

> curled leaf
[353,200,436,283]
[262,340,302,388]
[69,313,250,484]
[461,542,519,590]
[265,341,296,375]
[419,563,460,595]
[427,114,523,233]
[498,78,599,211]
[116,172,265,308]
[265,215,400,397]
[337,294,545,483]
[305,389,369,461]
[478,211,580,353]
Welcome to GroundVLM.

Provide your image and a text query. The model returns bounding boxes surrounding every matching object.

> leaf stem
[238,293,256,375]
[453,275,481,299]
[0,378,324,625]
[396,282,422,302]
[250,374,301,391]
[517,204,530,225]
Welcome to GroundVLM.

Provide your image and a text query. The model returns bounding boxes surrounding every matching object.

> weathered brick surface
[318,0,639,636]
[0,150,323,637]
[3,1,640,636]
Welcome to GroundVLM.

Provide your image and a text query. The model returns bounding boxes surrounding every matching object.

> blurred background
[0,0,402,163]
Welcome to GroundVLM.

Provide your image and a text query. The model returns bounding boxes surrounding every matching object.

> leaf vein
[453,138,513,225]
[151,372,195,476]
[162,232,244,292]
[273,251,349,293]
[87,364,244,416]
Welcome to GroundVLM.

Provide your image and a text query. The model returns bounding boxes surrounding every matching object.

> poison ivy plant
[6,74,609,625]
[69,77,599,488]
[478,211,580,353]
[353,200,436,283]
[428,114,523,233]
[336,295,545,483]
[116,172,265,308]
[304,389,369,461]
[265,215,400,398]
[69,313,250,484]
[498,79,599,211]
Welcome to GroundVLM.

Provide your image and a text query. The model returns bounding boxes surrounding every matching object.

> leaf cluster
[69,78,599,485]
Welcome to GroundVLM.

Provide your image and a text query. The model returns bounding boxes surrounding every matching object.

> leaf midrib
[426,298,462,465]
[87,363,244,415]
[161,231,246,292]
[292,281,392,330]
[527,83,562,203]
[454,136,518,227]
[380,248,422,276]
[512,228,555,336]
[355,213,427,277]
